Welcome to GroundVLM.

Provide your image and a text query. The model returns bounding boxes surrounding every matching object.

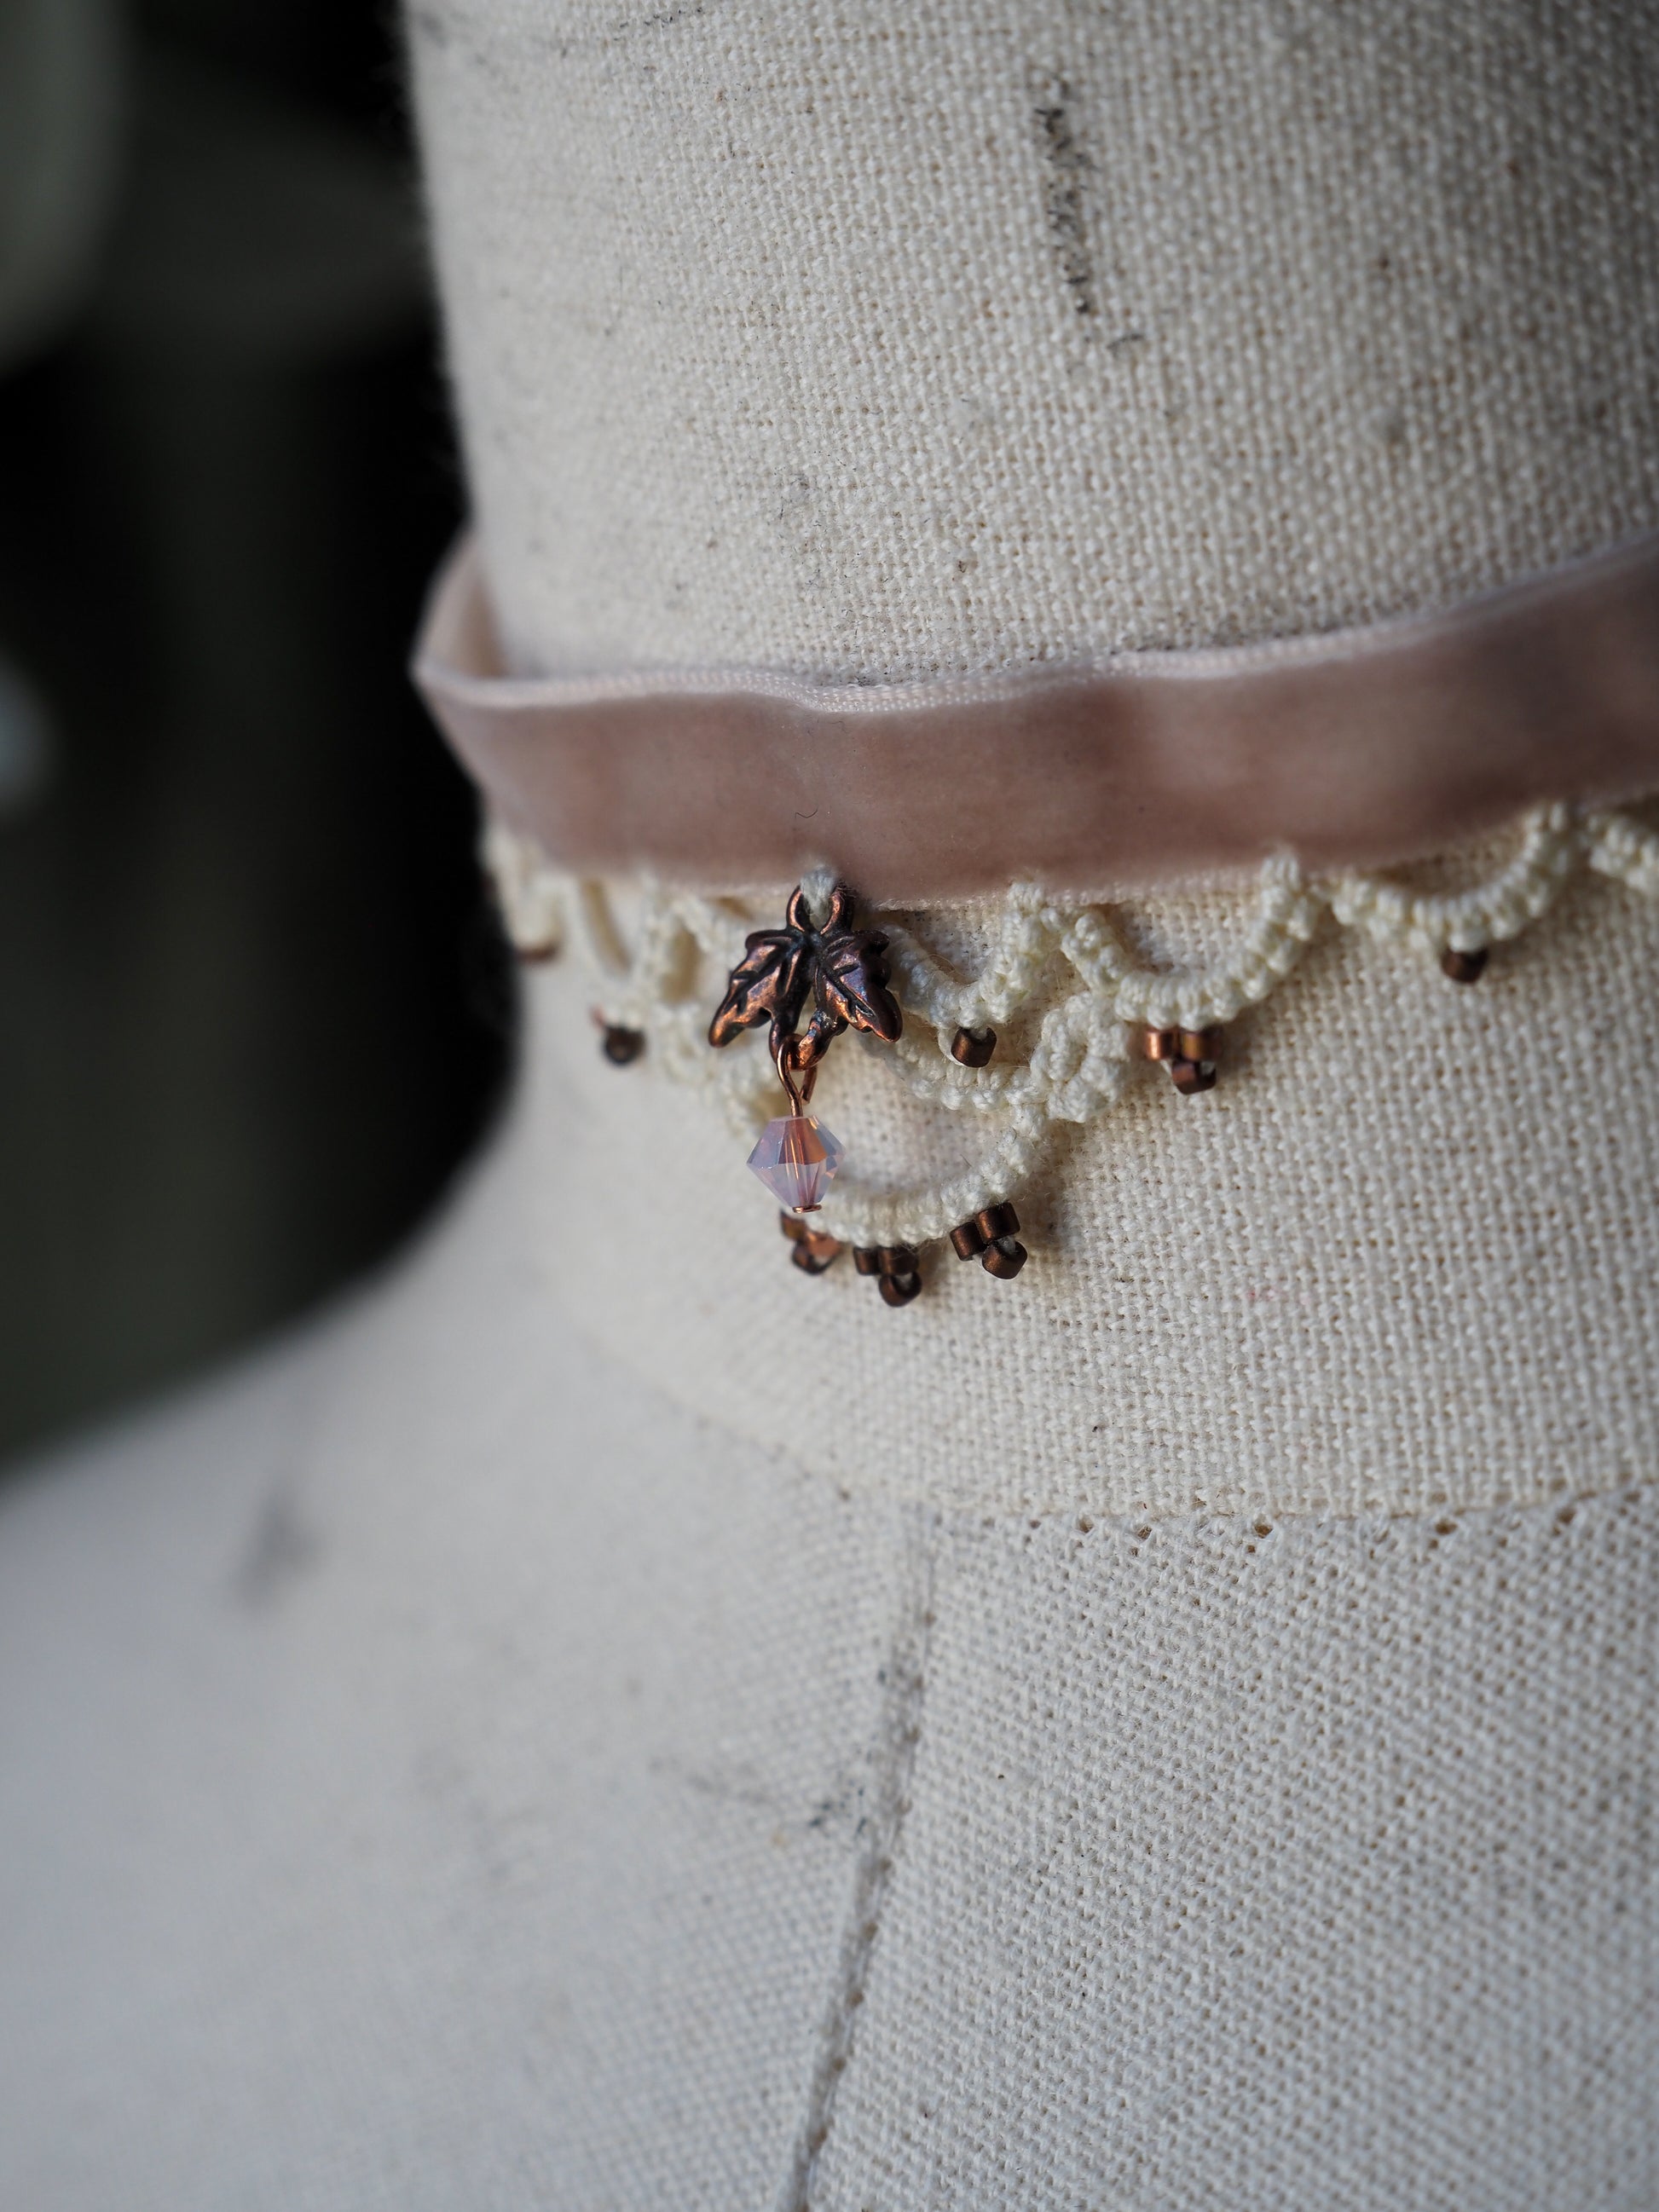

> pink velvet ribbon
[414,530,1659,898]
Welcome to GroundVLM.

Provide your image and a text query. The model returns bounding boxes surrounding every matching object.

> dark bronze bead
[1179,1025,1223,1062]
[1170,1057,1217,1095]
[976,1200,1020,1242]
[1442,946,1488,985]
[951,1219,989,1261]
[781,1211,841,1272]
[878,1269,923,1308]
[790,1238,841,1275]
[876,1245,920,1278]
[951,1025,997,1068]
[981,1236,1028,1279]
[600,1024,646,1065]
[853,1246,882,1276]
[516,939,559,964]
[1142,1026,1179,1061]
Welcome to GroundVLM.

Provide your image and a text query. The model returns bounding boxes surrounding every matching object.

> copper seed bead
[981,1237,1028,1280]
[951,1219,988,1261]
[782,1212,841,1267]
[853,1246,882,1276]
[1143,1026,1179,1061]
[1442,947,1489,985]
[790,1240,839,1276]
[1180,1025,1223,1062]
[951,1025,997,1068]
[976,1200,1020,1242]
[877,1245,920,1278]
[878,1271,923,1308]
[1170,1058,1217,1095]
[600,1024,646,1065]
[516,940,559,964]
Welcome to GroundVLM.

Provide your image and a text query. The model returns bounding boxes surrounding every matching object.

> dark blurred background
[0,0,512,1458]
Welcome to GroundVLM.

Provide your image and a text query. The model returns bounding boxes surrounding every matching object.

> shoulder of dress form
[0,1118,538,1653]
[0,1331,328,1736]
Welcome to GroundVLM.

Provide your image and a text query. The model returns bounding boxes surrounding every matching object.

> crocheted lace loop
[488,806,1659,1249]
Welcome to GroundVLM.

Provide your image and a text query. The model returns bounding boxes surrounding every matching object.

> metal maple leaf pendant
[708,881,903,1072]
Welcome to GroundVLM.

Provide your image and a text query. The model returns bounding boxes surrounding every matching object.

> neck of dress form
[407,0,1659,1530]
[494,839,1659,1533]
[410,0,1659,684]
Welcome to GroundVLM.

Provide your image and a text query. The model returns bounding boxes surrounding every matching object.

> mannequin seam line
[779,1503,937,2212]
[529,1279,1659,1526]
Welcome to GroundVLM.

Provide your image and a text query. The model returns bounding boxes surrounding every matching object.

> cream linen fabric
[544,866,1659,1520]
[409,0,1659,681]
[0,1061,1654,2210]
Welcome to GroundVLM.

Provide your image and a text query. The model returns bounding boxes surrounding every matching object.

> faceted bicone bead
[747,1115,845,1212]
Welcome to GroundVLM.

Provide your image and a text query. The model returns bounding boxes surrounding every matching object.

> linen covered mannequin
[3,5,1658,2206]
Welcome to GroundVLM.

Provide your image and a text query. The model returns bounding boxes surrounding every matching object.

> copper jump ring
[774,1033,820,1115]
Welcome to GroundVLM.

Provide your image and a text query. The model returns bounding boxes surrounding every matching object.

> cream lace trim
[487,806,1659,1249]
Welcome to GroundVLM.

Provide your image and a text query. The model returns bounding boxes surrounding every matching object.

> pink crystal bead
[747,1114,845,1212]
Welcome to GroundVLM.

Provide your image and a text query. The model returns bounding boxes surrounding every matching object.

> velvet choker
[416,530,1659,898]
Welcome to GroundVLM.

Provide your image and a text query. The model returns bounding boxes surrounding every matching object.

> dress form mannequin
[3,7,1658,2208]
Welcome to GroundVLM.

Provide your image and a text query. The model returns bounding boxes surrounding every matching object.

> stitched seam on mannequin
[779,1506,937,2212]
[488,802,1659,1246]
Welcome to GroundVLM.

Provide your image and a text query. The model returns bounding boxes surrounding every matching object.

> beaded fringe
[486,805,1659,1250]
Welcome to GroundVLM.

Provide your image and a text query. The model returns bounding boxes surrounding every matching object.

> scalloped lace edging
[486,804,1659,1247]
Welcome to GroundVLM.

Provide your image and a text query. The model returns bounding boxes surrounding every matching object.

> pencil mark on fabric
[777,1505,938,2211]
[608,1,708,34]
[1029,68,1099,319]
[234,1483,322,1608]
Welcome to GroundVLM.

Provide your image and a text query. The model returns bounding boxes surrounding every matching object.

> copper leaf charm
[708,882,903,1060]
[707,927,812,1053]
[813,924,900,1042]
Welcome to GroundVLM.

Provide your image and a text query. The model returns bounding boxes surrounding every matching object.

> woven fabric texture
[410,0,1659,683]
[516,841,1659,1522]
[812,1480,1659,2212]
[1,1157,1652,2209]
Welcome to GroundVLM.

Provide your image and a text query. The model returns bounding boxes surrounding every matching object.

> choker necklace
[488,803,1659,1313]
